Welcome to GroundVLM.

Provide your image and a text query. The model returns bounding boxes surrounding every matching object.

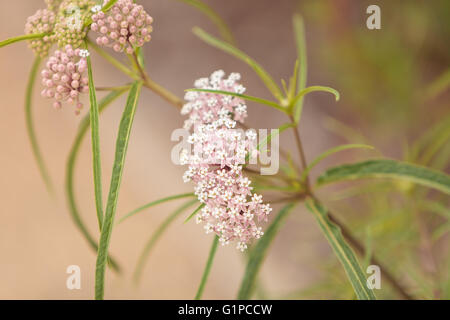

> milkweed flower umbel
[53,0,96,49]
[41,45,89,115]
[25,9,56,57]
[181,70,272,251]
[91,0,153,54]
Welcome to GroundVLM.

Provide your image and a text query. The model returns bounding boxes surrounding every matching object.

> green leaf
[293,14,307,122]
[186,88,286,113]
[237,203,297,299]
[95,81,142,300]
[301,144,374,182]
[291,86,340,114]
[192,27,284,101]
[0,33,47,48]
[195,235,219,300]
[25,56,54,194]
[176,0,235,45]
[316,159,450,195]
[87,55,104,229]
[184,203,205,223]
[133,199,198,283]
[118,193,196,224]
[305,198,376,300]
[65,89,127,274]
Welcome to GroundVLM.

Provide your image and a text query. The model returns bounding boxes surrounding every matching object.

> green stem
[195,235,219,300]
[25,56,54,194]
[0,33,48,48]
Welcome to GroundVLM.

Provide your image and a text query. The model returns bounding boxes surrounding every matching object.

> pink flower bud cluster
[41,45,89,115]
[24,9,56,57]
[91,0,153,54]
[53,0,95,49]
[181,70,272,251]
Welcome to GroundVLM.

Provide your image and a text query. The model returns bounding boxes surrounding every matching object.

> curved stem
[130,49,183,108]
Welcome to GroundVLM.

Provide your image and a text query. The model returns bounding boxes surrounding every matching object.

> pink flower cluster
[41,45,89,115]
[91,0,153,54]
[181,70,272,251]
[24,9,56,57]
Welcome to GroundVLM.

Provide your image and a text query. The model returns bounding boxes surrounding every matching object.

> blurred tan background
[0,1,448,299]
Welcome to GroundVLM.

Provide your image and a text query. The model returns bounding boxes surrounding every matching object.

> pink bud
[71,80,80,89]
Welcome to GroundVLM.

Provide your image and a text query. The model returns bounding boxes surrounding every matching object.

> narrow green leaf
[305,198,376,300]
[118,192,196,224]
[133,199,198,283]
[192,27,284,101]
[87,55,104,229]
[184,203,205,223]
[95,81,142,300]
[65,89,127,274]
[25,56,54,194]
[186,88,287,113]
[237,203,297,299]
[0,33,47,48]
[301,144,374,182]
[195,235,219,300]
[317,159,450,195]
[176,0,235,45]
[291,86,340,112]
[293,14,307,122]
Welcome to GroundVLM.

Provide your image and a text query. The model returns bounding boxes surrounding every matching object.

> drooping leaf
[316,159,450,195]
[118,192,196,224]
[193,27,284,101]
[66,89,127,274]
[291,85,340,110]
[176,0,235,45]
[87,55,104,229]
[95,81,142,300]
[25,56,54,194]
[133,199,198,283]
[305,198,376,300]
[301,144,374,182]
[237,203,297,299]
[195,235,219,300]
